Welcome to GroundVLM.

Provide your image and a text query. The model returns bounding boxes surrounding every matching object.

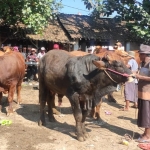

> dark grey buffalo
[38,50,131,142]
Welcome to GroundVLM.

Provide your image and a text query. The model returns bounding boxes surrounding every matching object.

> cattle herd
[0,46,139,142]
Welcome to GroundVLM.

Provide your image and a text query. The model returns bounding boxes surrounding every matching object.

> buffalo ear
[92,60,106,69]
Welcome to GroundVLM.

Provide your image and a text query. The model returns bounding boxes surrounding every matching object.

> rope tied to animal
[103,68,130,83]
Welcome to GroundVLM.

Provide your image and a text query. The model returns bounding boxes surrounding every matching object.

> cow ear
[92,60,106,69]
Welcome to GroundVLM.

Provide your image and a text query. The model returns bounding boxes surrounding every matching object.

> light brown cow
[0,47,25,115]
[0,51,4,56]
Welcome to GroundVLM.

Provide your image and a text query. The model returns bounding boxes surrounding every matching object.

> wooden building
[0,13,143,52]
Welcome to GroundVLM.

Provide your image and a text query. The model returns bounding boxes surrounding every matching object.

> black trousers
[26,65,38,81]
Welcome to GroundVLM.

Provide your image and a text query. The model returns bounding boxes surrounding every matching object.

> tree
[82,0,150,43]
[0,0,62,33]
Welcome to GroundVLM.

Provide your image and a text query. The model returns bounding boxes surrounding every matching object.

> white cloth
[37,52,45,59]
[88,46,95,54]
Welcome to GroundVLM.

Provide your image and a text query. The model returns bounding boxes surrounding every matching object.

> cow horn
[92,60,106,69]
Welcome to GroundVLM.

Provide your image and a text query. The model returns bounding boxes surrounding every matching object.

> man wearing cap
[37,47,46,59]
[120,51,138,111]
[132,44,150,146]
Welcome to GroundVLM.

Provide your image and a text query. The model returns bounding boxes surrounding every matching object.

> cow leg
[52,93,61,115]
[58,94,63,106]
[0,92,2,112]
[107,92,116,103]
[95,100,102,121]
[7,85,16,115]
[90,99,102,121]
[16,80,23,104]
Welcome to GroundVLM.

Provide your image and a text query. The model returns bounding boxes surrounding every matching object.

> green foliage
[82,0,150,43]
[0,0,62,33]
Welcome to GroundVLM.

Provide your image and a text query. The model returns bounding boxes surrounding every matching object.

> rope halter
[103,68,130,83]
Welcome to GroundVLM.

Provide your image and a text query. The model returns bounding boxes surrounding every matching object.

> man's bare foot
[138,143,150,150]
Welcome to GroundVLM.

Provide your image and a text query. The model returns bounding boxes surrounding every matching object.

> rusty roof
[26,20,71,43]
[58,14,138,41]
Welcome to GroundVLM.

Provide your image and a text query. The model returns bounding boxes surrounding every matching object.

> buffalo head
[92,53,132,83]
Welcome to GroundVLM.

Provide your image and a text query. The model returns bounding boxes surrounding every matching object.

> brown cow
[0,47,25,115]
[0,51,4,56]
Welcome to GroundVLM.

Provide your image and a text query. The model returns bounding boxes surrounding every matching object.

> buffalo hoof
[49,116,56,122]
[77,135,85,142]
[52,108,61,115]
[38,120,46,126]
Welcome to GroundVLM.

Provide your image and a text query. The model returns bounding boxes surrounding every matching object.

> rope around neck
[103,69,118,83]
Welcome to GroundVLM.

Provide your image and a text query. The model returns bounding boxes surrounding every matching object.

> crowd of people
[9,43,60,82]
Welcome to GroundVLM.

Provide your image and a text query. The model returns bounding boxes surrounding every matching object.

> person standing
[134,44,150,146]
[120,51,138,111]
[21,47,27,60]
[37,47,46,59]
[26,48,38,81]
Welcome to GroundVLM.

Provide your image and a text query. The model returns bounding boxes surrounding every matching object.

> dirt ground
[0,83,142,150]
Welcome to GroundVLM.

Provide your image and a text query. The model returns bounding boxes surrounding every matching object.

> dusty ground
[0,83,142,150]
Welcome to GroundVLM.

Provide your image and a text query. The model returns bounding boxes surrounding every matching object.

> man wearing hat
[37,47,46,59]
[26,48,38,81]
[120,51,138,111]
[133,44,150,147]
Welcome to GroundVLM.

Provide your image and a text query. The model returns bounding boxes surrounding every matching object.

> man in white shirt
[37,47,46,59]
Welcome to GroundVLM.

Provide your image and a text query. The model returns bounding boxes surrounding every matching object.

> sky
[60,0,92,15]
[59,0,143,17]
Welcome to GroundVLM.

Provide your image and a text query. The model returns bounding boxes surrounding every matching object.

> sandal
[135,137,150,143]
[119,108,129,111]
[131,105,138,108]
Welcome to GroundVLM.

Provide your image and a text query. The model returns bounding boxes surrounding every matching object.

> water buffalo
[38,50,132,141]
